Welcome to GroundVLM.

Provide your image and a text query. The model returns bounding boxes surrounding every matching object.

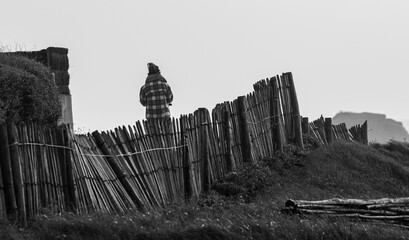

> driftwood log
[282,197,409,225]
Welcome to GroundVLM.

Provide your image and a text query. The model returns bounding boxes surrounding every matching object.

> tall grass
[2,140,409,239]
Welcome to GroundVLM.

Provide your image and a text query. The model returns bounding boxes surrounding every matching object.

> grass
[2,140,409,239]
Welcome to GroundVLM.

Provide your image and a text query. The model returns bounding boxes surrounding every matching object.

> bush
[262,144,307,174]
[0,53,61,126]
[212,162,276,201]
[302,133,321,150]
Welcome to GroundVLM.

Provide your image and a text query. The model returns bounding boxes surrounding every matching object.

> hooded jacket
[139,73,173,119]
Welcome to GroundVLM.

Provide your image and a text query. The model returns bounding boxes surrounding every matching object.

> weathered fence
[0,123,74,225]
[0,72,368,224]
[303,115,368,147]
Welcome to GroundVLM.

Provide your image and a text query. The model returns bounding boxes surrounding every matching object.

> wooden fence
[304,115,368,147]
[0,72,368,224]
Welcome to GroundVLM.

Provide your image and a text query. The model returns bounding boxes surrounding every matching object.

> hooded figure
[139,63,173,119]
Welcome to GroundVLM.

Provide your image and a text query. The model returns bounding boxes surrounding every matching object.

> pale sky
[2,0,408,132]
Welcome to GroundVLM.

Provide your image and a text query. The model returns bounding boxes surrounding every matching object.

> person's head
[147,62,160,75]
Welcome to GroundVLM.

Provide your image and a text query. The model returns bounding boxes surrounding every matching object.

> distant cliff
[333,112,409,143]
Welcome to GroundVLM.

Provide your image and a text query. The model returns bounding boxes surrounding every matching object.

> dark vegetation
[1,140,409,239]
[0,53,61,126]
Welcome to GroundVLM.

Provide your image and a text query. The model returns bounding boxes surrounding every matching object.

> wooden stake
[223,103,233,172]
[270,78,283,153]
[195,108,210,192]
[55,127,68,212]
[7,123,26,226]
[62,126,77,211]
[0,124,17,218]
[180,116,192,200]
[324,118,333,144]
[286,73,303,148]
[362,120,368,145]
[237,96,252,163]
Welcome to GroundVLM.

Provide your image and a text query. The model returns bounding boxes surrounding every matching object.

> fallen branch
[282,197,409,226]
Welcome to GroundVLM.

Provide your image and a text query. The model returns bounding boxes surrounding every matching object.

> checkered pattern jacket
[139,73,173,119]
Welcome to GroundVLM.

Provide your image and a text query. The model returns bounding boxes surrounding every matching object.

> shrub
[262,144,307,173]
[0,53,61,126]
[212,162,276,201]
[302,133,321,150]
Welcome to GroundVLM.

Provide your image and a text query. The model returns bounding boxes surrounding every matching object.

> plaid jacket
[139,73,173,119]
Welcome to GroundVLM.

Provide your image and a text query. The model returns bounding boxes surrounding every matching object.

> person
[139,62,173,133]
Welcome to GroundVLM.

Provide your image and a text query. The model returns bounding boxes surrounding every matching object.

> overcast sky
[2,0,408,132]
